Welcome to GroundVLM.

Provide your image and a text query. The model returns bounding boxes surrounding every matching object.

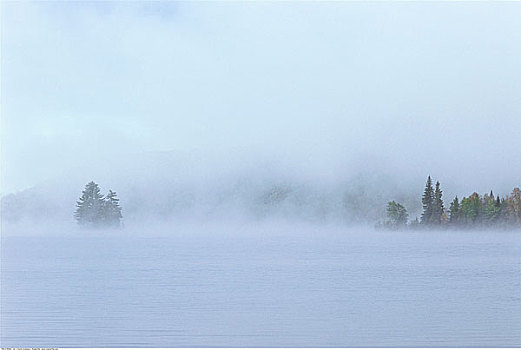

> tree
[74,182,123,228]
[484,191,499,225]
[504,188,521,225]
[395,178,520,229]
[449,196,460,225]
[385,201,408,229]
[103,190,123,227]
[421,176,434,225]
[432,181,444,225]
[75,181,105,226]
[460,192,482,226]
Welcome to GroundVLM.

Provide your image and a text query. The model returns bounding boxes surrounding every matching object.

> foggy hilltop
[2,149,520,229]
[1,151,422,226]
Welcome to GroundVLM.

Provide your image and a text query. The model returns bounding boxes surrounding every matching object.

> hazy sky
[2,1,520,194]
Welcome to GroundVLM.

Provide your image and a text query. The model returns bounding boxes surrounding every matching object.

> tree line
[383,176,521,229]
[74,181,122,227]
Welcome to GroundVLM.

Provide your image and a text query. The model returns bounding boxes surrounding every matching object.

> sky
[2,1,521,196]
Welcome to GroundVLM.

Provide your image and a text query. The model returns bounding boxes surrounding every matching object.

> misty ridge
[1,150,519,231]
[1,151,422,228]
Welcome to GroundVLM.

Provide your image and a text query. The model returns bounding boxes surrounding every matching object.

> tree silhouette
[75,182,123,228]
[421,176,434,225]
[74,181,105,226]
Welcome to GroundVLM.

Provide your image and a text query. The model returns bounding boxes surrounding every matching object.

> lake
[1,224,520,347]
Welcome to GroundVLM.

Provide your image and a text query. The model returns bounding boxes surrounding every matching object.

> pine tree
[421,176,434,225]
[104,190,123,227]
[432,181,444,225]
[449,196,460,225]
[75,181,105,226]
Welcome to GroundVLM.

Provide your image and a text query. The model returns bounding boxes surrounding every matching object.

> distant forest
[382,176,521,230]
[1,174,519,229]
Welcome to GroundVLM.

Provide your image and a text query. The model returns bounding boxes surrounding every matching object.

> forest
[383,176,521,230]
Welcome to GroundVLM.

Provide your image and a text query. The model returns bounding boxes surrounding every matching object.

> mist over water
[1,1,521,347]
[2,225,520,347]
[1,152,422,227]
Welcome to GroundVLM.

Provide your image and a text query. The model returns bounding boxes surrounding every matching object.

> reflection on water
[1,227,520,347]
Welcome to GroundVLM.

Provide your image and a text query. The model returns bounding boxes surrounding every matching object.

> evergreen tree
[449,196,460,225]
[432,181,444,225]
[75,181,105,226]
[421,176,434,225]
[103,190,123,227]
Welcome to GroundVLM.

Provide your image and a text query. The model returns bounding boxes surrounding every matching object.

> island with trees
[382,176,521,230]
[74,181,123,228]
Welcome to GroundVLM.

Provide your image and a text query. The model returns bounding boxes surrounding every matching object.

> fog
[2,2,521,227]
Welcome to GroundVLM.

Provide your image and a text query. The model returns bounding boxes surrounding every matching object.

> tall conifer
[421,176,434,225]
[432,181,444,225]
[449,196,460,224]
[74,181,105,226]
[104,190,123,227]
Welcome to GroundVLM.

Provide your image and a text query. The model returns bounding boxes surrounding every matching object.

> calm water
[1,225,520,347]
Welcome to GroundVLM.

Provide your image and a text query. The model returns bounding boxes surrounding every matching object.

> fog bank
[2,2,520,227]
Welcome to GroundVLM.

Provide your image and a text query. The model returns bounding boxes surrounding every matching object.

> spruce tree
[432,181,444,225]
[75,181,105,226]
[104,190,123,227]
[421,176,434,225]
[449,196,460,225]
